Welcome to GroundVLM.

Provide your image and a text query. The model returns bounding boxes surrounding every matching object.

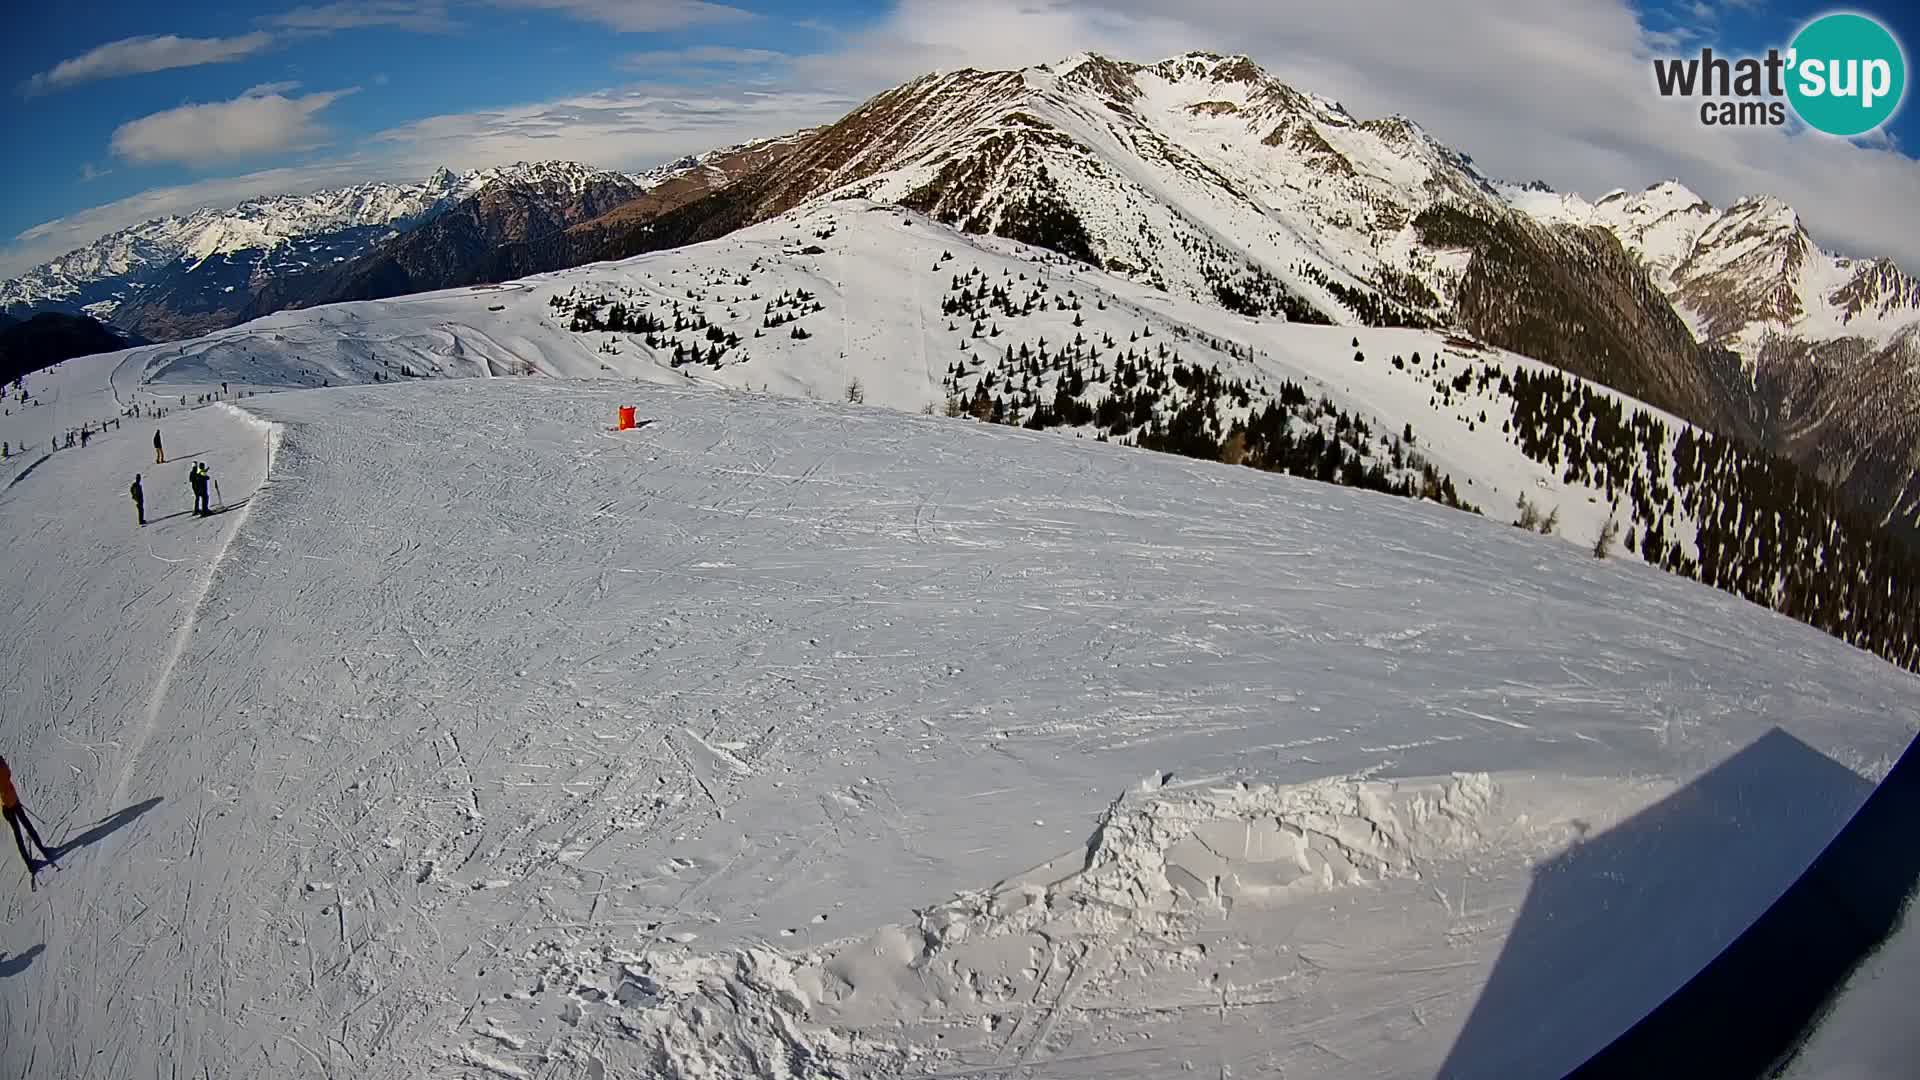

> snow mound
[533,772,1503,1077]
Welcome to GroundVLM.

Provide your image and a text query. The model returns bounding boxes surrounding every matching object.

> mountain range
[5,50,1919,538]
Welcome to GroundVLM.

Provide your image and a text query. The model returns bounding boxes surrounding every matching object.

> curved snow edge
[215,401,284,477]
[519,770,1506,1078]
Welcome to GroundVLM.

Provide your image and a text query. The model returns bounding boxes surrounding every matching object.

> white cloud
[1643,27,1698,51]
[787,0,1186,87]
[79,163,111,183]
[623,46,787,69]
[110,87,360,165]
[23,32,273,94]
[490,0,755,32]
[266,1,454,33]
[243,80,305,97]
[370,82,852,170]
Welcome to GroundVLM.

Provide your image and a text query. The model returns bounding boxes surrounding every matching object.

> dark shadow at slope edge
[1570,728,1920,1080]
[1438,728,1874,1080]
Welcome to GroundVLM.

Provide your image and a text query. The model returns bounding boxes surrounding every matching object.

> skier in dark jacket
[154,429,165,464]
[189,463,209,516]
[1,755,58,887]
[131,474,145,526]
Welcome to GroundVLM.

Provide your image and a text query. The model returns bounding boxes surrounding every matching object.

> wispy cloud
[266,0,455,33]
[243,80,305,97]
[110,87,361,165]
[491,0,755,32]
[1643,27,1698,51]
[371,82,848,168]
[622,46,787,69]
[23,32,273,95]
[79,163,111,183]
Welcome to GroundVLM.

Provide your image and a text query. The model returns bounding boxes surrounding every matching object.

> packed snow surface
[1,347,1914,1077]
[57,202,1713,571]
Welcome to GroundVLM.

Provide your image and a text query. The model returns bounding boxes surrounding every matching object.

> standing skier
[189,463,209,516]
[1,755,58,888]
[154,429,165,464]
[131,474,146,526]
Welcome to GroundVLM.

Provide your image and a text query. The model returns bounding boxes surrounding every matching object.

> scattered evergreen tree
[1594,513,1622,559]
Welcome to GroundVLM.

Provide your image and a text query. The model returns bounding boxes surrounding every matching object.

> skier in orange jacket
[1,755,58,887]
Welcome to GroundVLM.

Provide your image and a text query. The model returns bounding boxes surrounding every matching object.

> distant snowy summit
[1499,176,1920,356]
[0,161,649,334]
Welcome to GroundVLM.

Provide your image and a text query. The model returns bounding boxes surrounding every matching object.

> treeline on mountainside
[1486,361,1920,673]
[1413,202,1918,672]
[925,266,1472,511]
[1413,203,1761,443]
[948,343,1470,509]
[551,279,823,369]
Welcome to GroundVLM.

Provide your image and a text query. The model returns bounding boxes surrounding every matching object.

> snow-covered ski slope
[60,201,1714,567]
[1,343,1916,1077]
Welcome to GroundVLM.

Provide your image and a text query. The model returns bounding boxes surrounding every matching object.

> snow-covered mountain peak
[458,160,630,198]
[0,162,639,324]
[1640,178,1709,209]
[1147,50,1268,86]
[1496,170,1916,356]
[1715,193,1806,241]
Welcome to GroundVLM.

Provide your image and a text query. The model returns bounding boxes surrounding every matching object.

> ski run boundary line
[108,407,282,811]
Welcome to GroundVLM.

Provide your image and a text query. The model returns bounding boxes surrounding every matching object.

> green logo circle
[1787,13,1906,136]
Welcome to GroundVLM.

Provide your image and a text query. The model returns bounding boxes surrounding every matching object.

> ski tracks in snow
[4,375,1915,1080]
[109,410,280,812]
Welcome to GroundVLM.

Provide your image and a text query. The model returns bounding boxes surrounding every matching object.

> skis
[26,859,58,891]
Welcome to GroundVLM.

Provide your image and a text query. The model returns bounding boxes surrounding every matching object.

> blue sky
[3,0,1917,276]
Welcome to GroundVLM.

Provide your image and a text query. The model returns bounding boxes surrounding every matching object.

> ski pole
[215,479,225,511]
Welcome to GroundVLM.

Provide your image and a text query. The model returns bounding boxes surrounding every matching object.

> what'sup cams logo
[1653,11,1907,135]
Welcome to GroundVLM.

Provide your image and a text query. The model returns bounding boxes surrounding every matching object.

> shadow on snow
[0,944,44,979]
[1439,728,1880,1079]
[53,797,163,860]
